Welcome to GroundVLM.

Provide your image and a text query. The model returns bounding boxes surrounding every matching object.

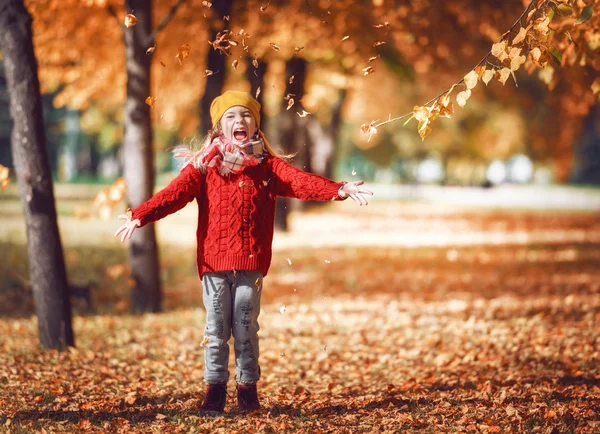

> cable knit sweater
[131,155,346,277]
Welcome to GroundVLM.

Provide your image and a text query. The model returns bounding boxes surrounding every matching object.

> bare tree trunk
[275,57,308,230]
[123,0,162,313]
[0,0,74,348]
[199,0,232,134]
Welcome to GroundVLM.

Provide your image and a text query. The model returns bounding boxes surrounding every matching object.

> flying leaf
[232,59,239,69]
[270,43,280,51]
[368,56,378,62]
[289,75,295,84]
[342,35,350,41]
[252,56,259,69]
[255,87,261,99]
[482,69,495,85]
[176,44,191,65]
[260,1,271,11]
[146,46,155,55]
[497,67,511,85]
[373,41,386,47]
[363,66,375,76]
[204,69,217,76]
[286,98,294,110]
[287,258,292,265]
[464,70,478,90]
[160,61,166,67]
[574,5,593,25]
[456,90,471,107]
[124,14,137,28]
[297,110,311,117]
[0,165,9,191]
[145,96,157,108]
[294,46,304,53]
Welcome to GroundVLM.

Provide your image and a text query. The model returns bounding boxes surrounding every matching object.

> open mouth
[233,128,248,142]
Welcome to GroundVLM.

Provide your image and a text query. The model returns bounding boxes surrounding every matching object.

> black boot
[200,383,227,413]
[237,383,260,412]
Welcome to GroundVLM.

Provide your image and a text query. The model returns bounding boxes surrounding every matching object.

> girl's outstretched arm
[114,164,204,242]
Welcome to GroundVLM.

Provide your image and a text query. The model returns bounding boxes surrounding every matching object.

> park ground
[0,184,599,433]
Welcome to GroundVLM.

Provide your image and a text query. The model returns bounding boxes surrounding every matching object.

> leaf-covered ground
[1,202,599,433]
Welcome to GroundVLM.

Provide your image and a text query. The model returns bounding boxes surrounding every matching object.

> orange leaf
[176,44,191,66]
[0,164,10,191]
[145,96,157,108]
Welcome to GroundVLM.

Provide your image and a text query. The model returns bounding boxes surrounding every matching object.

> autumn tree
[0,0,74,348]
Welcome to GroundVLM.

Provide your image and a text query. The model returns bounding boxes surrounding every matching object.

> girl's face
[220,106,258,144]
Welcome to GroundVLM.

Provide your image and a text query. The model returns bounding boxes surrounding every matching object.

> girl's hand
[114,210,141,243]
[338,180,374,206]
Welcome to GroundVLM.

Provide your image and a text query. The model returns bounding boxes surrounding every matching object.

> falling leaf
[362,66,375,76]
[146,46,155,55]
[202,0,212,7]
[270,43,280,51]
[252,56,259,69]
[342,35,350,41]
[223,15,230,21]
[160,61,166,67]
[260,1,271,11]
[255,87,261,99]
[482,69,495,85]
[324,260,331,264]
[124,14,137,28]
[0,165,10,191]
[176,44,191,66]
[368,56,378,62]
[255,278,261,288]
[286,98,294,110]
[280,305,286,315]
[200,336,210,347]
[373,41,386,47]
[294,46,304,53]
[456,89,471,107]
[145,96,157,108]
[297,110,310,117]
[463,70,478,90]
[232,59,239,69]
[591,78,600,95]
[204,69,217,76]
[352,168,356,175]
[289,75,294,84]
[287,258,292,265]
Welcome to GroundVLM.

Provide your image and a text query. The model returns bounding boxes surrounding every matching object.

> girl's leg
[231,271,263,384]
[202,272,233,384]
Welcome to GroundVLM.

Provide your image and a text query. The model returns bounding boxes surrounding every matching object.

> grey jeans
[201,270,263,385]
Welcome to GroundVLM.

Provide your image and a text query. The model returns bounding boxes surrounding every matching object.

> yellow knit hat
[210,90,261,129]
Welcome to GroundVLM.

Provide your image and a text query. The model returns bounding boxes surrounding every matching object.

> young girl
[115,90,373,413]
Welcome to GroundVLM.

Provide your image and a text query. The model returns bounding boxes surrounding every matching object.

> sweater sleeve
[131,164,204,227]
[267,155,346,201]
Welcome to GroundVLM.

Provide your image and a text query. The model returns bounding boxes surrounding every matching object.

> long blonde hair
[173,124,294,171]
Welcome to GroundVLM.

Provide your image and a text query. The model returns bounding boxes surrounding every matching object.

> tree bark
[0,0,74,348]
[199,0,232,134]
[275,57,308,230]
[123,0,162,313]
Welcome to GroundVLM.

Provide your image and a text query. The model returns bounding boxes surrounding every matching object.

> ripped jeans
[201,270,263,385]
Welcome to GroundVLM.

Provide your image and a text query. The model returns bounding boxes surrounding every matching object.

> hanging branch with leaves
[361,0,595,142]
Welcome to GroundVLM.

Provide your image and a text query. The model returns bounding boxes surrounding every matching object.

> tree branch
[146,0,189,46]
[374,0,543,130]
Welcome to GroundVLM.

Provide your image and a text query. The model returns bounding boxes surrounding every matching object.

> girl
[115,90,373,413]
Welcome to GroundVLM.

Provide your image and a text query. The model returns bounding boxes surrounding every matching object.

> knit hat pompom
[210,90,261,128]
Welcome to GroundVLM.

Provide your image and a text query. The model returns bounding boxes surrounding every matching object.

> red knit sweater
[131,155,346,277]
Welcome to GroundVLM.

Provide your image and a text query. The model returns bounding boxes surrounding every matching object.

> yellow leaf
[176,44,191,65]
[510,55,526,72]
[497,67,511,85]
[0,164,9,191]
[145,96,157,108]
[464,70,478,90]
[482,69,495,85]
[491,41,508,62]
[413,106,429,123]
[124,14,137,28]
[418,122,432,141]
[508,46,522,59]
[512,26,528,45]
[456,89,471,107]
